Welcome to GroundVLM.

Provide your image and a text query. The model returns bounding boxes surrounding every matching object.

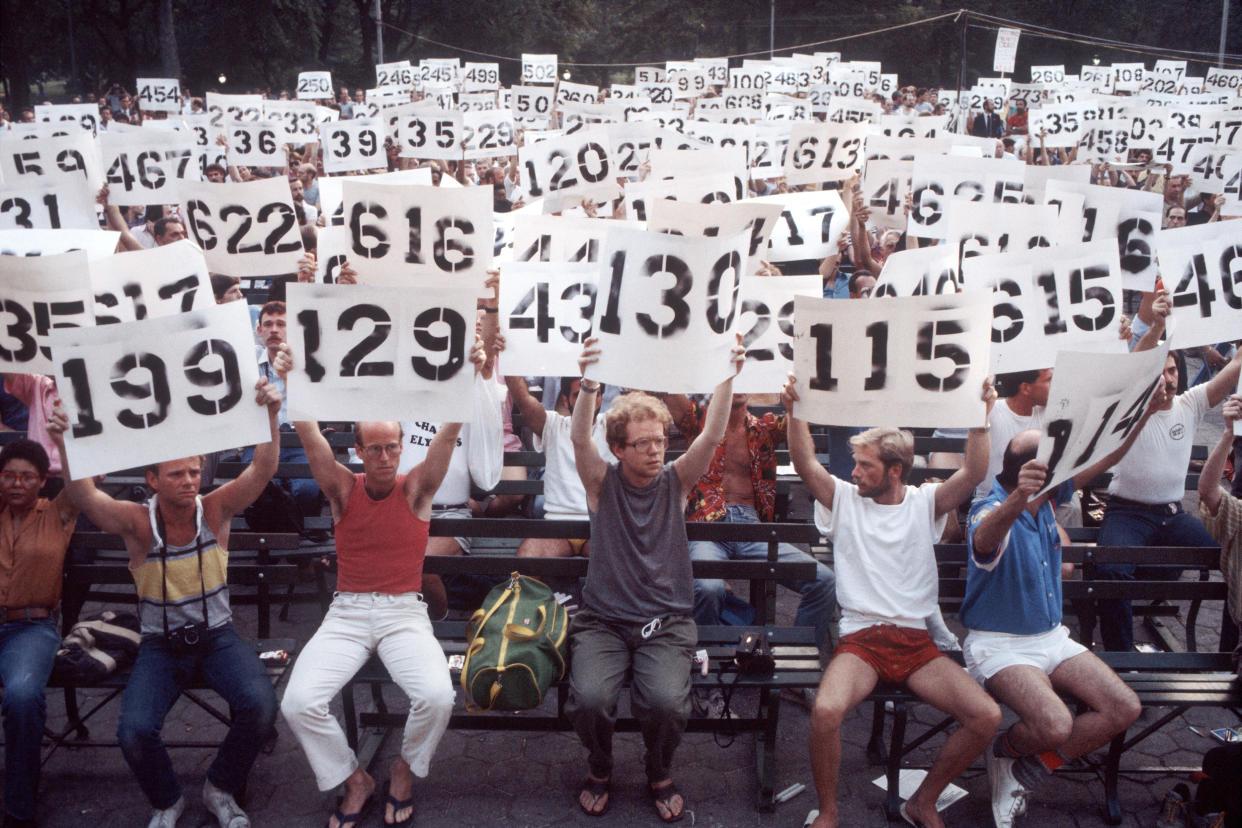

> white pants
[963,624,1087,684]
[280,591,454,790]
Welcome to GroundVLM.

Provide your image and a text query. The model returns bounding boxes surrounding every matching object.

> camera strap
[152,496,209,639]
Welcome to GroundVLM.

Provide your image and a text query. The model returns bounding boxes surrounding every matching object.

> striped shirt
[132,496,230,636]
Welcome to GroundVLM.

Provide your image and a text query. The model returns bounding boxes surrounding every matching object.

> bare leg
[422,536,464,621]
[903,658,1001,828]
[807,652,879,828]
[516,537,576,558]
[483,466,527,517]
[985,665,1073,755]
[331,766,375,828]
[385,757,414,825]
[1047,652,1140,759]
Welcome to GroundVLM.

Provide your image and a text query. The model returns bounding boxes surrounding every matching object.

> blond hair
[849,427,915,482]
[605,392,671,452]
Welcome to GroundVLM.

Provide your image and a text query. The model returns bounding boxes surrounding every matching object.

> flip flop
[381,779,416,827]
[578,776,611,817]
[650,781,686,824]
[899,800,927,828]
[326,792,373,828]
[803,809,820,827]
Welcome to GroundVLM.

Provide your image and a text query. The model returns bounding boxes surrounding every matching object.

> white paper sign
[942,200,1062,270]
[961,240,1125,373]
[337,180,491,287]
[734,275,820,394]
[907,155,1025,239]
[510,86,555,127]
[586,226,750,392]
[463,63,500,92]
[179,178,304,277]
[499,262,597,375]
[519,128,617,207]
[286,282,478,421]
[783,121,867,184]
[320,119,385,173]
[263,100,319,140]
[0,229,119,259]
[53,301,268,478]
[317,168,431,227]
[99,130,198,206]
[791,293,992,428]
[1035,341,1170,497]
[297,71,333,100]
[0,132,103,192]
[874,246,961,297]
[1044,179,1163,291]
[508,213,616,264]
[88,239,211,325]
[205,93,263,127]
[522,54,558,85]
[0,181,98,230]
[993,28,1020,74]
[34,104,101,136]
[226,120,288,167]
[1157,221,1242,350]
[0,250,94,373]
[397,107,462,161]
[461,110,517,160]
[135,78,182,113]
[747,190,849,263]
[861,158,910,233]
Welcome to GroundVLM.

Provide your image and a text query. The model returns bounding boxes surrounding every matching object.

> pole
[955,11,968,133]
[769,0,775,59]
[375,0,384,64]
[1220,0,1230,69]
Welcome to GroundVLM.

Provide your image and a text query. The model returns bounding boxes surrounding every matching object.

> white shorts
[963,624,1087,684]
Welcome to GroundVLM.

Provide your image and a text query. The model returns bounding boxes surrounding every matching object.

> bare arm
[780,374,836,507]
[672,340,744,499]
[96,186,143,252]
[1199,394,1240,516]
[571,337,609,507]
[1134,289,1170,352]
[203,379,283,520]
[971,459,1048,561]
[662,392,693,429]
[504,372,548,437]
[46,406,147,540]
[407,422,462,517]
[272,343,356,511]
[1071,381,1172,490]
[1204,349,1242,408]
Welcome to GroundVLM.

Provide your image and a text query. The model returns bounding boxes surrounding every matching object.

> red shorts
[835,625,946,685]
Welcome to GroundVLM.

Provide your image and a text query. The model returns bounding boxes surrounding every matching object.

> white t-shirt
[975,400,1045,500]
[814,479,946,635]
[536,412,613,519]
[1108,384,1209,504]
[391,373,503,504]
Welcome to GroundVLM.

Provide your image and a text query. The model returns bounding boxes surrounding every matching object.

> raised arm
[504,371,548,437]
[272,342,356,511]
[1199,393,1240,516]
[780,373,836,507]
[406,422,463,517]
[96,185,143,252]
[1204,348,1242,408]
[934,377,998,516]
[572,337,609,507]
[1133,288,1170,352]
[203,378,283,520]
[1070,380,1171,491]
[970,458,1047,562]
[46,405,147,541]
[673,339,744,499]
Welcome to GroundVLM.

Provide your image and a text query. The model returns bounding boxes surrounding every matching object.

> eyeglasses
[0,471,41,485]
[623,436,668,452]
[360,442,402,458]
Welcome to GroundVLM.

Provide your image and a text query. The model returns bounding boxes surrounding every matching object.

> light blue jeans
[690,505,837,651]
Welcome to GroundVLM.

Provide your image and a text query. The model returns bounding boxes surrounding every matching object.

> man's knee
[117,710,162,753]
[279,676,324,724]
[1027,704,1074,747]
[961,692,1002,735]
[637,685,688,724]
[1105,686,1142,733]
[811,694,854,730]
[235,681,278,730]
[410,677,455,717]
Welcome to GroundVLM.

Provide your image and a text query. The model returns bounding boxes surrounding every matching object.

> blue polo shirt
[961,479,1070,635]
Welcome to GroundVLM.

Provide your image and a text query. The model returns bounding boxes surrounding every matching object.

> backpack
[461,572,569,712]
[51,610,141,684]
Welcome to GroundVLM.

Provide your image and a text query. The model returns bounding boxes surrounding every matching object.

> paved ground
[19,366,1240,827]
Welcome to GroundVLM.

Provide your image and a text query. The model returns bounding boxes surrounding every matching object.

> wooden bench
[338,517,825,812]
[865,542,1240,824]
[40,531,301,760]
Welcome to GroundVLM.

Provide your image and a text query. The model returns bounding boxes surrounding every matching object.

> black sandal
[326,793,373,828]
[381,779,415,827]
[650,781,685,823]
[578,776,611,817]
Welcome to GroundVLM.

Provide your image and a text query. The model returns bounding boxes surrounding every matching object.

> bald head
[997,429,1041,490]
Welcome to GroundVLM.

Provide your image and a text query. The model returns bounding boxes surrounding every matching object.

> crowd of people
[2,53,1241,828]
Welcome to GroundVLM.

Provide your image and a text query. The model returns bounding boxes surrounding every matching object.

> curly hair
[604,392,671,452]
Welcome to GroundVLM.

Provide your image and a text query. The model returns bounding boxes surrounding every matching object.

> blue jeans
[1095,502,1218,652]
[0,618,58,821]
[690,505,837,652]
[118,623,277,809]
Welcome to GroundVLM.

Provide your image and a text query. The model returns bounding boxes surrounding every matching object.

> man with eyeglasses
[0,438,78,827]
[566,335,743,823]
[275,339,487,828]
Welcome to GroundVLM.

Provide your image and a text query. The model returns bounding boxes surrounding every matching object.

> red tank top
[334,474,429,594]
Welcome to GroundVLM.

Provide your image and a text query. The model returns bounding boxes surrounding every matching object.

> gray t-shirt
[582,462,693,623]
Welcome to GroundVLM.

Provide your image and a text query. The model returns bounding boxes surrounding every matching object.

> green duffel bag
[461,571,569,712]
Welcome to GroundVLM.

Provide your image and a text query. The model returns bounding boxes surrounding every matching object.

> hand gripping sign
[585,225,751,393]
[180,178,304,278]
[1156,220,1242,350]
[337,179,491,288]
[1034,340,1171,498]
[960,240,1125,374]
[88,239,212,325]
[285,282,478,422]
[0,249,94,374]
[791,292,992,429]
[52,301,269,479]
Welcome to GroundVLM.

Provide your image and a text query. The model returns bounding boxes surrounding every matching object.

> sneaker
[203,779,250,828]
[985,750,1031,827]
[146,797,185,828]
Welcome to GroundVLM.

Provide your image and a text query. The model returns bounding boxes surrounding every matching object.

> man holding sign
[47,379,285,828]
[784,376,1000,828]
[963,412,1167,827]
[1198,393,1242,656]
[566,336,743,823]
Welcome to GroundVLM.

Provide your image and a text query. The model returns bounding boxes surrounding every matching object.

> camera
[166,622,206,655]
[733,631,775,677]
